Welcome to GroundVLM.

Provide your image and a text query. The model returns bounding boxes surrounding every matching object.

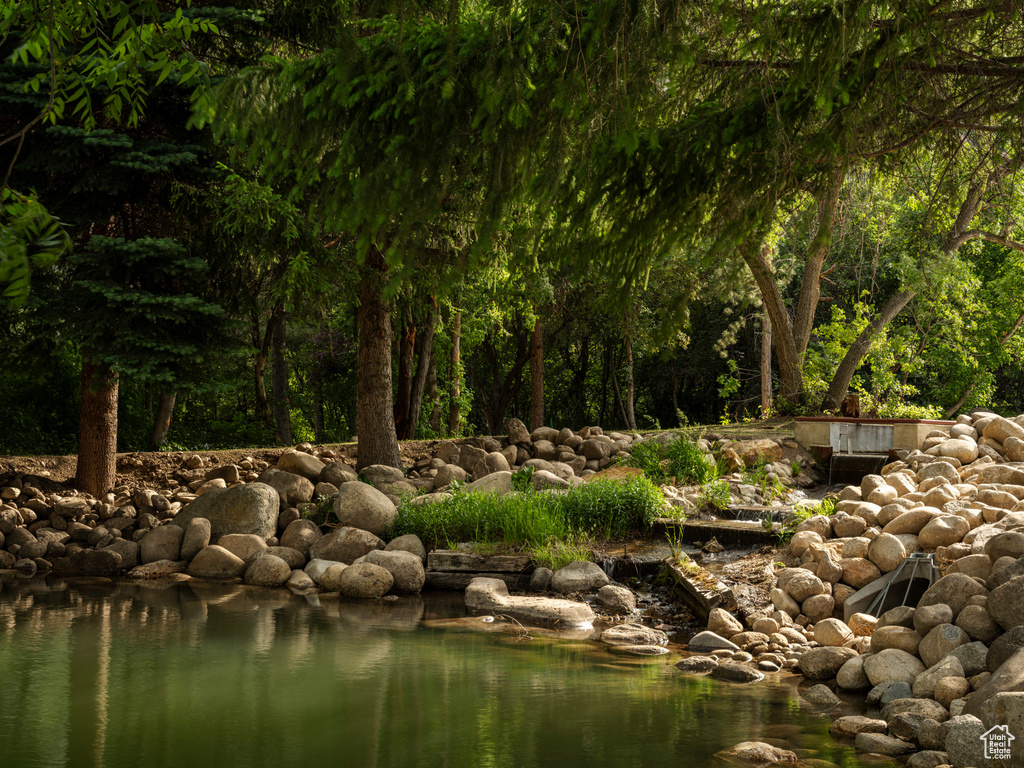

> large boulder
[180,517,212,561]
[919,516,971,550]
[338,562,393,598]
[331,481,398,537]
[244,554,292,587]
[384,534,427,563]
[601,623,668,647]
[798,646,859,680]
[173,483,279,540]
[362,550,425,594]
[318,461,358,487]
[276,449,326,482]
[186,545,246,579]
[216,533,268,565]
[309,526,384,564]
[257,467,315,507]
[919,623,970,668]
[279,518,322,556]
[918,573,990,620]
[550,561,610,593]
[863,648,927,687]
[140,525,184,564]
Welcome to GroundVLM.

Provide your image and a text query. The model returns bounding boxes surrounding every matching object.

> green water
[0,578,889,768]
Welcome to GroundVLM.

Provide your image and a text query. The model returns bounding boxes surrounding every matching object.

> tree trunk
[427,347,441,432]
[599,343,611,426]
[254,350,271,423]
[611,366,629,428]
[741,238,804,403]
[270,308,292,445]
[394,302,416,438]
[573,334,590,428]
[405,300,437,439]
[312,358,325,443]
[148,390,177,451]
[530,317,544,430]
[624,329,636,430]
[357,249,402,469]
[448,310,462,436]
[75,359,118,496]
[761,308,773,417]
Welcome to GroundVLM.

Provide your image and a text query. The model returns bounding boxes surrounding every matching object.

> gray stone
[710,663,764,683]
[550,561,610,593]
[947,641,990,677]
[357,464,406,487]
[173,483,279,540]
[802,683,841,709]
[906,751,949,768]
[918,573,989,620]
[864,649,927,687]
[186,545,246,579]
[853,732,915,756]
[309,526,384,564]
[362,549,425,594]
[384,533,427,563]
[716,742,796,764]
[100,538,140,570]
[829,716,888,739]
[464,471,513,496]
[338,562,393,598]
[880,681,913,704]
[180,517,211,561]
[943,714,986,768]
[257,467,315,507]
[286,569,316,590]
[126,559,187,579]
[601,623,668,646]
[318,462,357,487]
[140,525,184,564]
[920,624,970,668]
[988,627,1024,672]
[331,481,397,538]
[914,603,955,637]
[597,584,636,614]
[216,533,267,565]
[988,574,1024,630]
[881,697,950,724]
[276,449,326,482]
[913,656,965,699]
[265,546,305,569]
[244,554,292,586]
[798,646,859,681]
[530,566,553,591]
[965,648,1024,718]
[836,655,872,691]
[675,656,718,674]
[279,518,321,556]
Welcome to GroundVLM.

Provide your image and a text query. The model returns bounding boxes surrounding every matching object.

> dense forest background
[2,0,1024,468]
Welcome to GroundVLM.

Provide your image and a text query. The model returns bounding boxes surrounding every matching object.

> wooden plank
[424,571,533,591]
[427,550,534,574]
[666,558,737,621]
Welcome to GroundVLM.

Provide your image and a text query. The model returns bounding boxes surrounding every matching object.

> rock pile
[679,410,1024,768]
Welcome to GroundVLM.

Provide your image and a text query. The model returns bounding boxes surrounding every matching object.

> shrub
[624,435,720,485]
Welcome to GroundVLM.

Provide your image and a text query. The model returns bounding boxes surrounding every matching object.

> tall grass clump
[624,435,720,485]
[389,475,666,552]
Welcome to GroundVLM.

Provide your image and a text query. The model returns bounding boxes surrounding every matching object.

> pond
[0,577,893,768]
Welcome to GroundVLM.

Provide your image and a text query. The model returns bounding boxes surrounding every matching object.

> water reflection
[0,577,893,768]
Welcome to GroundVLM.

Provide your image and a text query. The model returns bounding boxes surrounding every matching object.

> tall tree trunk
[448,309,462,436]
[357,249,402,469]
[405,300,437,439]
[75,359,118,496]
[148,390,177,451]
[573,335,590,428]
[599,343,611,426]
[761,308,773,418]
[427,348,441,432]
[623,328,636,430]
[312,359,325,443]
[741,238,804,403]
[529,317,544,430]
[611,366,629,428]
[394,302,416,438]
[254,350,271,423]
[270,309,292,445]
